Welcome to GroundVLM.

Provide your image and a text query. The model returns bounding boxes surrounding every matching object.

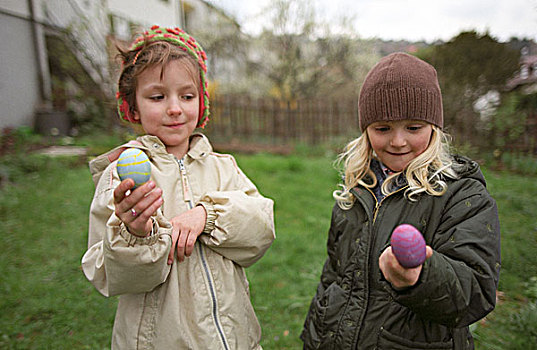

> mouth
[165,123,185,129]
[387,151,410,156]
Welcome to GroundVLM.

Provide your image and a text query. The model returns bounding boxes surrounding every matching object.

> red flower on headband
[166,28,180,35]
[119,99,130,117]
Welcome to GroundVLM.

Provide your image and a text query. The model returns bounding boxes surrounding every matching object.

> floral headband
[116,25,210,128]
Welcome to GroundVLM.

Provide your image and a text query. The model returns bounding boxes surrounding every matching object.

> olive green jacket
[301,156,500,349]
[82,133,275,349]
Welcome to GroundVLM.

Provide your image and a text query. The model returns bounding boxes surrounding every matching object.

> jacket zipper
[177,158,230,350]
[351,184,408,349]
[365,186,408,224]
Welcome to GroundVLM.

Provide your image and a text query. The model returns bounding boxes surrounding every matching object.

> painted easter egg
[116,148,151,189]
[390,224,426,268]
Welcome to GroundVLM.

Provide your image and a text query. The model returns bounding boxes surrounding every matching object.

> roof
[506,53,537,91]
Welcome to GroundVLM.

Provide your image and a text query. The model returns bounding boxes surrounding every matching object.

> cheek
[188,99,201,121]
[189,104,200,118]
[367,135,384,154]
[413,135,432,155]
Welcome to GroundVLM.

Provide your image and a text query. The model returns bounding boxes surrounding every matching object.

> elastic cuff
[119,217,160,246]
[197,201,216,234]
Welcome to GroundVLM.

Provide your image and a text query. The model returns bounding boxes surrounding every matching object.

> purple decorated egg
[390,224,426,268]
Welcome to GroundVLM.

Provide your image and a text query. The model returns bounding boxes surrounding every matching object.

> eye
[182,94,196,101]
[374,126,390,132]
[149,94,164,101]
[407,124,424,131]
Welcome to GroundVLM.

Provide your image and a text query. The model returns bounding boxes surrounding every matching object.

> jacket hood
[451,155,486,186]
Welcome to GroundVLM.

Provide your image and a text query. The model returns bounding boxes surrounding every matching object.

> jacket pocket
[377,327,453,350]
[303,282,347,349]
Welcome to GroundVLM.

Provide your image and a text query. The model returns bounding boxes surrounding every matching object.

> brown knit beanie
[358,52,443,131]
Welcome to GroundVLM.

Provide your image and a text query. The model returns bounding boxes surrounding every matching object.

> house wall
[42,0,111,92]
[0,5,42,129]
[107,0,182,39]
[0,0,111,130]
[0,0,243,130]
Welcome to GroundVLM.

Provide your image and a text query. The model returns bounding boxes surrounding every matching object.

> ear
[132,110,141,122]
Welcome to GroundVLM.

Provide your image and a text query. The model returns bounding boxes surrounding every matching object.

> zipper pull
[177,158,194,209]
[373,201,380,223]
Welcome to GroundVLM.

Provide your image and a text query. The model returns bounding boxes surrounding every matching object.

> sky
[206,0,537,42]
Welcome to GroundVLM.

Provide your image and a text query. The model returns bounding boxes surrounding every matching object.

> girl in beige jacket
[81,26,275,349]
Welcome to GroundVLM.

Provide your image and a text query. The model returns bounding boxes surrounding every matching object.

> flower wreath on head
[116,25,210,128]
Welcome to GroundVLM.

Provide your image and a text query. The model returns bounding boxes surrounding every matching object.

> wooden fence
[203,94,537,155]
[203,95,361,148]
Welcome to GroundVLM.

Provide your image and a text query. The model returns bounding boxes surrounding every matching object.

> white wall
[107,0,182,31]
[0,0,30,14]
[0,0,112,130]
[0,4,41,129]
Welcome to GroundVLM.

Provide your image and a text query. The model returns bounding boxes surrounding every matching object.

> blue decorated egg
[116,148,151,189]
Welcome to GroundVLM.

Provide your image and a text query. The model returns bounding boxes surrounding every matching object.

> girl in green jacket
[301,52,501,349]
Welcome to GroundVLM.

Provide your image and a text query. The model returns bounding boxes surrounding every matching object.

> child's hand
[379,246,433,289]
[168,206,207,264]
[113,179,163,237]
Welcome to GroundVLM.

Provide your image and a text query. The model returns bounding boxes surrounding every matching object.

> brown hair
[117,40,201,120]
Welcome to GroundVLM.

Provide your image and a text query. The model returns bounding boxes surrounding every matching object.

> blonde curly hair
[333,125,459,209]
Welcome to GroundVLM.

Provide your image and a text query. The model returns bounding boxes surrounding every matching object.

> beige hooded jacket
[81,133,275,349]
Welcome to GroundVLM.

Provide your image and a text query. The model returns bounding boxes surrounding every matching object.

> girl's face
[366,120,433,172]
[133,59,199,158]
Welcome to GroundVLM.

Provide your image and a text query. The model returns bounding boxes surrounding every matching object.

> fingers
[425,246,434,259]
[176,230,197,262]
[131,185,162,219]
[379,247,422,289]
[168,225,197,265]
[168,227,196,264]
[114,178,135,204]
[114,180,163,236]
[168,227,179,265]
[185,232,198,257]
[131,193,163,232]
[115,180,158,214]
[176,231,187,262]
[168,208,206,264]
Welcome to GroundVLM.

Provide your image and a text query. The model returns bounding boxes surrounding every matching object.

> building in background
[506,46,537,94]
[0,0,242,133]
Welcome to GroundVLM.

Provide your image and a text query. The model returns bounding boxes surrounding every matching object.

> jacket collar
[136,132,212,161]
[187,133,212,160]
[89,132,213,185]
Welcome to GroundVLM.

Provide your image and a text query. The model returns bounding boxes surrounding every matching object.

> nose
[167,97,182,117]
[390,130,407,147]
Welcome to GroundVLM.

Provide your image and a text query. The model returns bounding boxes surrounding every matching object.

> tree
[417,31,520,147]
[256,0,316,100]
[252,0,378,101]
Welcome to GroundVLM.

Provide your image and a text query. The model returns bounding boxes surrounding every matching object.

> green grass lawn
[0,151,536,349]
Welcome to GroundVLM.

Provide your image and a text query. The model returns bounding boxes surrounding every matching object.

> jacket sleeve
[196,159,275,268]
[321,206,344,287]
[392,179,501,327]
[81,164,173,297]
